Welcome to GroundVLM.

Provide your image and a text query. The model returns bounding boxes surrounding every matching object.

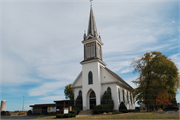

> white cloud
[106,61,130,72]
[176,91,180,103]
[124,75,139,89]
[1,54,41,86]
[169,53,180,73]
[2,0,178,86]
[121,68,134,74]
[39,95,65,101]
[28,80,70,96]
[1,0,179,111]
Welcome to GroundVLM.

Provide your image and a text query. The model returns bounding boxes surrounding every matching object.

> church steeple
[87,5,98,39]
[84,2,101,41]
[81,1,105,65]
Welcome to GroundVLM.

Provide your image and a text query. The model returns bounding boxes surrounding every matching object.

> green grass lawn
[73,112,179,119]
[37,111,179,119]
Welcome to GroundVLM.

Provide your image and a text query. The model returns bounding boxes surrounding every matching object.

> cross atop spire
[84,1,101,41]
[90,0,93,6]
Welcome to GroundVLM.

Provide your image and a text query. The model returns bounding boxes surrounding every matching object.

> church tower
[81,3,105,66]
[72,1,135,111]
[80,2,106,110]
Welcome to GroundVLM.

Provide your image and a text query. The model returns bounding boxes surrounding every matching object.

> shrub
[119,102,128,113]
[73,107,80,114]
[135,107,140,112]
[93,105,110,114]
[69,110,77,114]
[74,94,83,110]
[71,113,76,117]
[93,105,100,114]
[69,110,77,115]
[1,111,11,116]
[101,105,110,113]
[56,114,63,118]
[101,91,114,111]
[112,112,121,114]
[69,110,77,117]
[1,111,6,116]
[27,110,32,116]
[49,112,56,115]
[63,113,71,118]
[6,111,11,116]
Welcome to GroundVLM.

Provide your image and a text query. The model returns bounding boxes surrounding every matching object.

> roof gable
[100,66,117,83]
[71,71,82,88]
[103,67,134,90]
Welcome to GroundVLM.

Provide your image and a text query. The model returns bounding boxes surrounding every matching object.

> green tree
[170,97,177,106]
[74,94,83,110]
[64,84,74,100]
[119,102,128,113]
[101,91,114,111]
[131,51,179,111]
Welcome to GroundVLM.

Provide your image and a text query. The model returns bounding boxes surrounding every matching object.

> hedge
[93,105,110,114]
[56,114,63,118]
[63,113,71,118]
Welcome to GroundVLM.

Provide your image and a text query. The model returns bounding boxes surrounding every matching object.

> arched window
[127,91,129,103]
[88,71,93,84]
[97,44,100,58]
[79,90,82,96]
[86,45,90,58]
[90,91,96,99]
[91,43,95,57]
[130,93,132,104]
[122,89,125,103]
[118,88,120,102]
[107,87,111,97]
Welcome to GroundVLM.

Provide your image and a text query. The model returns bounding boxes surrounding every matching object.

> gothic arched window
[90,91,96,99]
[107,87,111,97]
[127,91,129,103]
[122,89,125,103]
[130,93,132,104]
[88,71,93,84]
[79,90,82,96]
[118,88,120,102]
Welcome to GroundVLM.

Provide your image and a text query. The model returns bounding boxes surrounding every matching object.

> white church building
[71,3,135,112]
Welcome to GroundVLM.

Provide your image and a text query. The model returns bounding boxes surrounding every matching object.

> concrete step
[77,109,92,116]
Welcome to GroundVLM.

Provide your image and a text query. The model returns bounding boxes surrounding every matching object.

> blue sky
[0,0,180,111]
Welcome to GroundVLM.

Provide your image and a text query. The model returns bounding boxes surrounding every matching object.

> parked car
[163,106,179,112]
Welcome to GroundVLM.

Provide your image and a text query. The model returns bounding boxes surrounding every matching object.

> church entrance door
[89,91,96,109]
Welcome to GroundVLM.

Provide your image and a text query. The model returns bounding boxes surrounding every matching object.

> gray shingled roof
[105,67,134,90]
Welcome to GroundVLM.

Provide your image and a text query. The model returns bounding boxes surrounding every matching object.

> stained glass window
[88,71,93,84]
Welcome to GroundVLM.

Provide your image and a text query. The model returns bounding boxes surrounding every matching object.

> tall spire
[84,1,100,40]
[81,0,104,63]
